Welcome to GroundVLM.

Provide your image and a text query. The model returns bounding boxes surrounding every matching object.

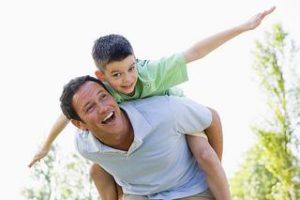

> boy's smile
[95,55,138,95]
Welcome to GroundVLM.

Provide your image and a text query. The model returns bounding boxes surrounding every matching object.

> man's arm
[184,6,275,63]
[28,113,69,167]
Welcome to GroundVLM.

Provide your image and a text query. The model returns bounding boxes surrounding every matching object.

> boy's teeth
[102,112,113,123]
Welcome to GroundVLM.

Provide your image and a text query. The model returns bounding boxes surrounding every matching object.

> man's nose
[96,102,108,114]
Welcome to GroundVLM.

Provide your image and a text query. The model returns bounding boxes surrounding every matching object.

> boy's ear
[95,70,106,81]
[71,119,88,130]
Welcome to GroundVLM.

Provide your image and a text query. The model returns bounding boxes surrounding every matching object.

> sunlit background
[0,0,299,199]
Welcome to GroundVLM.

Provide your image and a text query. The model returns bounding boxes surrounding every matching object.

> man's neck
[100,110,133,151]
[116,110,134,150]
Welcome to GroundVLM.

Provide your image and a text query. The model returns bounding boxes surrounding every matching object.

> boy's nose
[123,75,132,83]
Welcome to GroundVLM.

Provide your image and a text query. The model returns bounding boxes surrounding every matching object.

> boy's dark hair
[92,34,134,71]
[60,75,109,121]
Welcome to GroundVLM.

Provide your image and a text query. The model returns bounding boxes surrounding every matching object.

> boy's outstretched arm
[28,113,69,167]
[184,6,276,63]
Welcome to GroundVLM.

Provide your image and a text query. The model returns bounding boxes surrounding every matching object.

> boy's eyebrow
[127,60,137,69]
[130,62,136,67]
[130,60,137,66]
[110,61,136,73]
[110,69,121,73]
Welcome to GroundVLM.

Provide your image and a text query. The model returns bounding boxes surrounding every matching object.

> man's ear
[95,70,106,81]
[71,119,88,130]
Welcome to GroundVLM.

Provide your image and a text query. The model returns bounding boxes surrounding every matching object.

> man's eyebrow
[81,89,103,110]
[82,101,92,110]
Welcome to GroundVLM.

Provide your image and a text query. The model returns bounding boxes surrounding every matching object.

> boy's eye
[112,73,121,78]
[128,66,136,72]
[129,66,136,72]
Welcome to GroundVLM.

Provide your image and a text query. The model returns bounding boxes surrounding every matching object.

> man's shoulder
[120,96,178,128]
[121,95,174,107]
[120,96,190,115]
[74,130,99,157]
[128,96,209,119]
[74,130,88,152]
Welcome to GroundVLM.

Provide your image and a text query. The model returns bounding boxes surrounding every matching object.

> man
[60,75,229,199]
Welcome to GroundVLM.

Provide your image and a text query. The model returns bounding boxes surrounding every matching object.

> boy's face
[95,55,138,95]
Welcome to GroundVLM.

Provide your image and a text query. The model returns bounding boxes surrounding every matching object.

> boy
[29,6,275,200]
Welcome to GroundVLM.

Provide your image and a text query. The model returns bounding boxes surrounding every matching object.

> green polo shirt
[105,53,188,103]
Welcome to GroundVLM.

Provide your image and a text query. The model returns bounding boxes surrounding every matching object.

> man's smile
[101,111,115,124]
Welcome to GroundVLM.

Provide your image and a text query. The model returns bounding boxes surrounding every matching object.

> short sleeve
[169,96,212,135]
[137,53,188,97]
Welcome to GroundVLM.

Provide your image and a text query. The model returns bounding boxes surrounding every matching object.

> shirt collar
[121,102,152,140]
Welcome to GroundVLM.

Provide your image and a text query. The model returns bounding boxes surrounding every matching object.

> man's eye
[86,106,94,113]
[100,94,107,99]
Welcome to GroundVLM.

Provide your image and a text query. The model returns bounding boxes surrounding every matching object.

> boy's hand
[241,6,276,31]
[28,148,49,168]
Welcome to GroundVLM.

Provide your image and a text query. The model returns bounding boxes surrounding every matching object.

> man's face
[71,81,128,143]
[96,55,138,95]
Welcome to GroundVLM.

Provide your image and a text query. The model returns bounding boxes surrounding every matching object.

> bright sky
[0,0,299,199]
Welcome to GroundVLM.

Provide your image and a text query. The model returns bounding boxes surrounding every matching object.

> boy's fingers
[28,157,39,168]
[28,160,35,168]
[258,6,275,20]
[260,6,275,20]
[266,6,276,15]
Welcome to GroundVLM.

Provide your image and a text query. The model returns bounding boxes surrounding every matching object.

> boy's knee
[206,107,222,133]
[208,107,221,122]
[198,145,216,165]
[190,138,216,166]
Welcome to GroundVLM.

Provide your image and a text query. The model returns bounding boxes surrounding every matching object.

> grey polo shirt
[75,96,212,199]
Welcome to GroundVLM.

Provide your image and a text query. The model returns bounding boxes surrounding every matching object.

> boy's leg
[123,194,148,200]
[205,108,223,160]
[90,163,123,200]
[186,135,231,200]
[176,189,214,200]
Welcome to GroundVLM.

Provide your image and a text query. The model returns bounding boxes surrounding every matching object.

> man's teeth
[102,112,114,123]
